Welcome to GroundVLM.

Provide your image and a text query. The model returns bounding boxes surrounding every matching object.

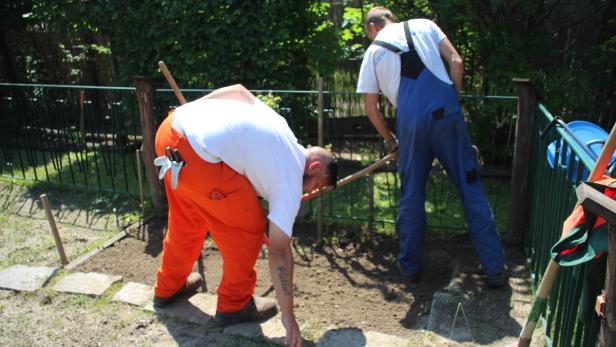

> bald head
[364,6,396,27]
[364,6,396,41]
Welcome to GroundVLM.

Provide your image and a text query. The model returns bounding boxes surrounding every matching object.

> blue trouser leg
[431,105,505,276]
[395,85,433,277]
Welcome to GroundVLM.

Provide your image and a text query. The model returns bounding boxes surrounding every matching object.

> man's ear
[308,161,322,173]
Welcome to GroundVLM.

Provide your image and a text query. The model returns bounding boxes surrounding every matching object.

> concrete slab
[0,265,57,292]
[146,292,218,326]
[316,328,413,347]
[426,290,473,342]
[223,312,286,343]
[112,282,153,307]
[222,296,281,340]
[52,272,122,297]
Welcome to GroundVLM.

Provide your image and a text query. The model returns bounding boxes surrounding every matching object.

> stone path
[0,264,418,346]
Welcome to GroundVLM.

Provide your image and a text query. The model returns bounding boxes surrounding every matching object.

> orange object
[154,113,267,313]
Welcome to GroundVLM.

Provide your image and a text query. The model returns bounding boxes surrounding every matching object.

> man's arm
[268,223,302,347]
[199,84,257,104]
[438,38,464,95]
[364,93,396,144]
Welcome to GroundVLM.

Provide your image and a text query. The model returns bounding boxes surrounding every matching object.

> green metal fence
[0,83,515,234]
[526,103,603,346]
[0,83,143,195]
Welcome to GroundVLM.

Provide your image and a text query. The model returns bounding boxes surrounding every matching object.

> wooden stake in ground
[40,194,68,266]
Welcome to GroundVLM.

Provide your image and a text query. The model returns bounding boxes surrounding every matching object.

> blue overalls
[373,21,505,277]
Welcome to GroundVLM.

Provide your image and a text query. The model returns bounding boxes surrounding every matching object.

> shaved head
[364,6,396,27]
[303,147,338,193]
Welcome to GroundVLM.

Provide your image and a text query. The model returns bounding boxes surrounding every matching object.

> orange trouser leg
[153,114,266,313]
[154,115,210,298]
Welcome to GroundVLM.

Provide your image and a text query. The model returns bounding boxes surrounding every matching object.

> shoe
[214,297,278,327]
[485,268,509,288]
[153,272,204,308]
[396,261,420,283]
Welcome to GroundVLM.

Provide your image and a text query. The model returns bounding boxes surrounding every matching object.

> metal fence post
[317,76,324,244]
[135,77,166,214]
[506,78,538,244]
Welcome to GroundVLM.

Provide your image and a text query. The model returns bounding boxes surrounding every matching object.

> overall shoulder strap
[403,20,416,51]
[371,40,402,54]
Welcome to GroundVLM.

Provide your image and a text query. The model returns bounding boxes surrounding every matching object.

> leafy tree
[29,0,342,89]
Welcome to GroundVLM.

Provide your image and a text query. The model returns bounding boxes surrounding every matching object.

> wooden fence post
[135,77,166,214]
[506,78,538,244]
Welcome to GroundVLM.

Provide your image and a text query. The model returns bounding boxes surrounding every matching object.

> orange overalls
[153,113,267,313]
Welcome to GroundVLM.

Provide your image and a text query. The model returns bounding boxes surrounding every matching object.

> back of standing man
[356,7,506,287]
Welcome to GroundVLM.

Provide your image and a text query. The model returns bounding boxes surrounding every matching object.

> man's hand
[384,137,398,152]
[282,313,302,347]
[268,223,303,346]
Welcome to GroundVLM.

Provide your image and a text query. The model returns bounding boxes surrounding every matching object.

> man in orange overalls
[152,84,337,347]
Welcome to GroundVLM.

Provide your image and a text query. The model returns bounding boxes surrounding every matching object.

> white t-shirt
[356,18,450,107]
[171,98,306,237]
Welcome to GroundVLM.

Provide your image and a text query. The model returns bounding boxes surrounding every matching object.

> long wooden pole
[515,122,616,346]
[302,151,396,202]
[158,61,187,105]
[40,194,68,266]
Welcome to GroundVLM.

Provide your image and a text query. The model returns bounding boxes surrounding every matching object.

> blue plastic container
[546,121,616,182]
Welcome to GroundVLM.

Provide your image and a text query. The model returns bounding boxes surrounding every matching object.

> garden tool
[153,146,185,190]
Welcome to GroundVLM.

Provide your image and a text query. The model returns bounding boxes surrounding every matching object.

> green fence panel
[526,103,603,347]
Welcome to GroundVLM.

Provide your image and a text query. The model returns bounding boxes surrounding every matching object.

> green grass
[1,147,147,196]
[1,146,511,238]
[315,169,510,236]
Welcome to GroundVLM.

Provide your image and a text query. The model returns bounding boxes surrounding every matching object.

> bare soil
[74,217,539,346]
[0,181,545,346]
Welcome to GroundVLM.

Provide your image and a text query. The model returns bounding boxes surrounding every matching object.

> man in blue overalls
[357,7,506,287]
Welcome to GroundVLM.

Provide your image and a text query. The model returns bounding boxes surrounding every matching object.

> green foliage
[256,91,282,111]
[30,0,345,89]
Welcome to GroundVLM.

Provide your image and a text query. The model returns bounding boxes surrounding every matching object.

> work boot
[485,266,509,288]
[396,261,420,284]
[214,297,278,327]
[153,272,204,308]
[485,272,508,288]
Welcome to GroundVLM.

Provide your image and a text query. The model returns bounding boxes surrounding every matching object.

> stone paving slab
[0,265,57,292]
[316,328,413,347]
[52,272,122,297]
[145,292,218,326]
[112,282,153,307]
[223,312,286,342]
